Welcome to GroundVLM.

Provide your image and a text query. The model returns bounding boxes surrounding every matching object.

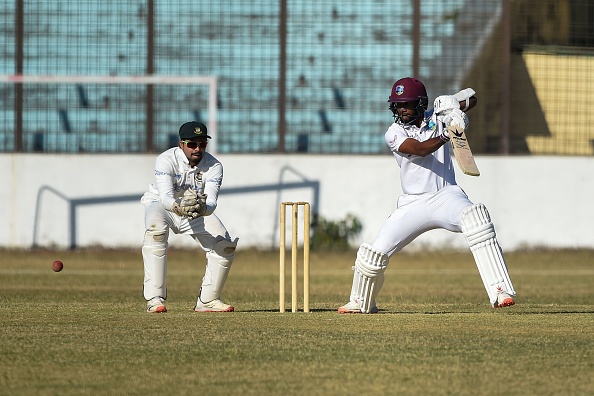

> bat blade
[447,125,480,176]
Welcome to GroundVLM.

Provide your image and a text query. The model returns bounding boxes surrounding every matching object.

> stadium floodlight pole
[0,74,218,155]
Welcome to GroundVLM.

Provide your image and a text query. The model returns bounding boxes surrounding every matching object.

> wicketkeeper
[141,121,238,313]
[338,77,516,313]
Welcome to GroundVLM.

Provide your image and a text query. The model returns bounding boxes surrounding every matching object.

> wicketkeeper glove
[195,192,208,216]
[172,189,204,219]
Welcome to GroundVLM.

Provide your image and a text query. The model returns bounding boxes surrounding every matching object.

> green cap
[179,121,211,140]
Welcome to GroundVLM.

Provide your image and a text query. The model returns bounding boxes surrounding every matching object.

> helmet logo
[394,85,405,95]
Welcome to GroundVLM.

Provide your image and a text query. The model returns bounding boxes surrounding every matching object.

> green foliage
[310,213,362,250]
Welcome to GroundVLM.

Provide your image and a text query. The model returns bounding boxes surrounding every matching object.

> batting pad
[199,237,239,303]
[142,228,169,300]
[350,243,389,313]
[461,204,515,304]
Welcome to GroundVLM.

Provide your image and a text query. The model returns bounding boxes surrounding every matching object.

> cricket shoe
[338,300,379,314]
[493,292,515,308]
[194,298,234,312]
[146,297,167,313]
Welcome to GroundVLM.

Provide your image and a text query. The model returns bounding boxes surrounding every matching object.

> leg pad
[142,228,169,300]
[199,237,239,303]
[349,243,389,313]
[462,204,515,304]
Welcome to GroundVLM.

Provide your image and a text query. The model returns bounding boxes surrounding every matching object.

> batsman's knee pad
[200,237,239,302]
[462,204,515,303]
[350,243,389,313]
[142,228,169,300]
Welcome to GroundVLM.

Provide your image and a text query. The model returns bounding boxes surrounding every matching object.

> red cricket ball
[52,260,64,272]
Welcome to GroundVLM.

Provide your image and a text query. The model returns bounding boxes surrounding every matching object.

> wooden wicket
[279,202,310,313]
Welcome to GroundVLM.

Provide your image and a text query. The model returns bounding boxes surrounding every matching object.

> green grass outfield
[1,248,593,395]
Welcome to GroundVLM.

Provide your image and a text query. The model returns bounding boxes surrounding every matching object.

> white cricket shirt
[384,114,457,194]
[141,147,223,216]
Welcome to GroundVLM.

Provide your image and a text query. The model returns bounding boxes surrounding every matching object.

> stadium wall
[1,154,592,252]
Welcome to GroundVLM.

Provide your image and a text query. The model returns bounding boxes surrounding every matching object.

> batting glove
[441,108,469,130]
[433,95,459,115]
[453,88,476,111]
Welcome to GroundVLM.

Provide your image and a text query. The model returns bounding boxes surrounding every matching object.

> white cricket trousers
[371,185,473,256]
[142,202,235,302]
[144,201,231,247]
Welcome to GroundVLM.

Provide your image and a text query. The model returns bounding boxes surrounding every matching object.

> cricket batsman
[338,77,516,313]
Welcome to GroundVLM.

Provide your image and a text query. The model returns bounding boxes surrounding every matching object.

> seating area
[0,0,499,153]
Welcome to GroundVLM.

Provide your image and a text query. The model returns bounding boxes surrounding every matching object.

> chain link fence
[1,0,593,155]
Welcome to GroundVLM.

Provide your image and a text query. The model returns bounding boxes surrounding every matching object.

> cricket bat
[447,125,480,176]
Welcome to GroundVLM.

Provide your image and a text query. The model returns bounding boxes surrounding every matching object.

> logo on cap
[394,85,405,95]
[194,126,205,136]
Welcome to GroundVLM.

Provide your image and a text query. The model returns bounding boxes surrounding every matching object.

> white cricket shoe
[194,298,234,312]
[493,292,515,308]
[338,300,379,314]
[146,297,167,313]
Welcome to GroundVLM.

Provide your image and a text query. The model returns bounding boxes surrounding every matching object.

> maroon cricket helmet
[388,77,428,104]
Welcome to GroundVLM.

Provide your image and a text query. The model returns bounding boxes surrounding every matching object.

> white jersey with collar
[141,147,223,216]
[384,112,457,195]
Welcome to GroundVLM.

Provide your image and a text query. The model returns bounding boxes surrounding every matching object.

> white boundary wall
[1,154,593,251]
